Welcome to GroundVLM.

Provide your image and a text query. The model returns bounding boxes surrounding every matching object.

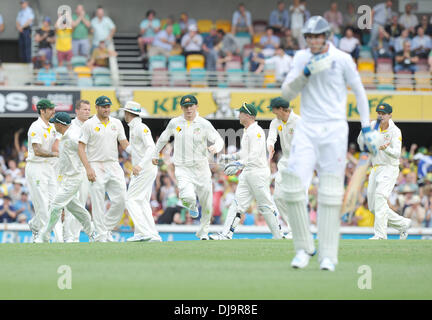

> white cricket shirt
[366,119,401,167]
[26,117,58,164]
[267,111,300,160]
[237,122,268,171]
[57,125,85,177]
[79,115,127,162]
[127,117,156,168]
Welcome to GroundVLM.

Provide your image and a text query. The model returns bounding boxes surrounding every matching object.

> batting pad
[278,171,315,254]
[317,174,344,265]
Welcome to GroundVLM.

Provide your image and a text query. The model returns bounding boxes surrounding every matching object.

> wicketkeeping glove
[304,52,332,77]
[361,126,380,156]
[224,161,245,176]
[220,153,237,163]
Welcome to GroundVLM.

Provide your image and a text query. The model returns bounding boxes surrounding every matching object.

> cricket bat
[341,119,381,217]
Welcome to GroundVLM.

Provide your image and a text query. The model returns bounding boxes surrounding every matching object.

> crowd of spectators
[1,128,431,232]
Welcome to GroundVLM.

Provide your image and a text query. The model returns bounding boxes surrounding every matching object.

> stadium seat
[190,68,207,87]
[376,60,393,73]
[170,68,189,87]
[186,54,205,71]
[242,43,255,59]
[243,57,250,72]
[253,20,267,34]
[149,55,167,70]
[92,67,111,87]
[359,72,376,89]
[359,45,373,59]
[377,84,395,90]
[226,69,245,87]
[74,66,92,78]
[395,70,414,91]
[215,20,231,33]
[77,77,93,87]
[235,33,252,50]
[71,56,88,68]
[197,19,213,33]
[263,71,277,88]
[376,72,394,85]
[55,66,73,86]
[362,32,371,45]
[225,56,242,71]
[168,55,186,70]
[94,76,112,86]
[252,34,262,44]
[151,68,169,86]
[358,59,375,72]
[414,71,431,91]
[417,59,429,72]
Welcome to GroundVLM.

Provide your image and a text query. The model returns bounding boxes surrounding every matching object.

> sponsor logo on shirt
[278,125,282,132]
[95,127,100,132]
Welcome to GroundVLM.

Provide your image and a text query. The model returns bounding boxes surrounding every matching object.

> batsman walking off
[35,112,95,243]
[281,16,380,271]
[357,103,411,240]
[152,95,224,240]
[122,101,161,242]
[78,96,130,242]
[210,103,284,240]
[26,99,63,242]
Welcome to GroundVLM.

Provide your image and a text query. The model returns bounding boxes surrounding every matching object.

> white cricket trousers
[26,161,63,242]
[367,165,409,239]
[126,165,161,241]
[63,171,89,242]
[282,119,348,265]
[175,163,213,239]
[89,161,126,241]
[39,173,93,240]
[222,167,283,238]
[273,156,292,232]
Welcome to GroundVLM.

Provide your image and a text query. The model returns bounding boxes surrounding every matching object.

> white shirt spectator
[91,16,115,46]
[339,36,360,53]
[152,29,176,51]
[266,52,293,82]
[181,30,203,52]
[373,2,392,26]
[399,13,419,30]
[290,4,305,30]
[412,34,432,51]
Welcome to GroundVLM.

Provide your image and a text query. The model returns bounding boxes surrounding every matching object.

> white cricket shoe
[88,231,97,243]
[28,220,39,242]
[400,219,411,240]
[282,232,293,240]
[200,235,209,240]
[149,238,162,243]
[369,235,385,240]
[106,231,115,242]
[127,234,152,242]
[209,233,231,240]
[320,257,335,272]
[291,249,313,269]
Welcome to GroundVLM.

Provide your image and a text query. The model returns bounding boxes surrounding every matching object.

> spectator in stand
[72,4,91,58]
[148,24,176,58]
[248,47,265,74]
[34,17,55,66]
[0,196,17,223]
[324,1,343,35]
[392,28,411,53]
[215,29,239,58]
[398,3,419,36]
[14,192,33,223]
[88,40,117,68]
[394,40,419,73]
[269,1,290,34]
[0,13,4,34]
[301,0,311,21]
[202,26,219,71]
[344,2,359,31]
[36,61,56,86]
[428,50,432,72]
[55,11,73,69]
[411,27,432,59]
[0,60,6,86]
[338,27,360,61]
[369,0,394,47]
[417,15,432,36]
[180,24,203,57]
[385,13,402,39]
[280,29,299,56]
[90,6,116,49]
[404,195,425,227]
[179,12,196,37]
[289,0,306,49]
[9,180,23,203]
[5,160,21,180]
[265,46,293,82]
[16,0,35,63]
[231,3,254,36]
[138,9,161,60]
[259,27,280,57]
[162,16,182,42]
[371,26,393,62]
[351,198,374,227]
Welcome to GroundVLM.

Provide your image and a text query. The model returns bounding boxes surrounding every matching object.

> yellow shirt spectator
[354,205,375,227]
[56,28,72,52]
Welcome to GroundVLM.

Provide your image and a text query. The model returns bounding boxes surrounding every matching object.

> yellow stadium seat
[215,20,231,33]
[263,71,276,88]
[358,61,375,72]
[186,54,205,71]
[74,66,91,78]
[160,19,168,28]
[377,73,394,85]
[197,19,213,33]
[253,33,262,44]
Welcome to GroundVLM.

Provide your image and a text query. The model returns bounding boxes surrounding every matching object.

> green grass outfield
[0,240,431,300]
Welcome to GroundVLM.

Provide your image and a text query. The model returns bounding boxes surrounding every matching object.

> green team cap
[49,112,71,125]
[95,95,112,106]
[36,99,55,110]
[376,103,392,114]
[268,97,290,110]
[180,95,198,106]
[237,102,257,116]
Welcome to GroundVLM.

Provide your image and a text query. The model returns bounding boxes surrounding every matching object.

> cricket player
[267,97,300,236]
[209,103,284,240]
[357,103,411,240]
[280,16,380,271]
[35,112,95,243]
[152,95,224,240]
[122,101,161,242]
[78,96,130,242]
[63,99,91,242]
[26,99,63,242]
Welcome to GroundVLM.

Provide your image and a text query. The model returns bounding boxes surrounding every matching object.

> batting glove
[224,161,244,176]
[361,126,380,156]
[304,52,332,77]
[220,154,237,162]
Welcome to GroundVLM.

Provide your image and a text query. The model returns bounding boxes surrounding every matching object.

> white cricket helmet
[302,16,331,39]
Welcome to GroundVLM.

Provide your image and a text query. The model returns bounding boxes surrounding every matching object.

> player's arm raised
[152,120,174,165]
[281,53,308,101]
